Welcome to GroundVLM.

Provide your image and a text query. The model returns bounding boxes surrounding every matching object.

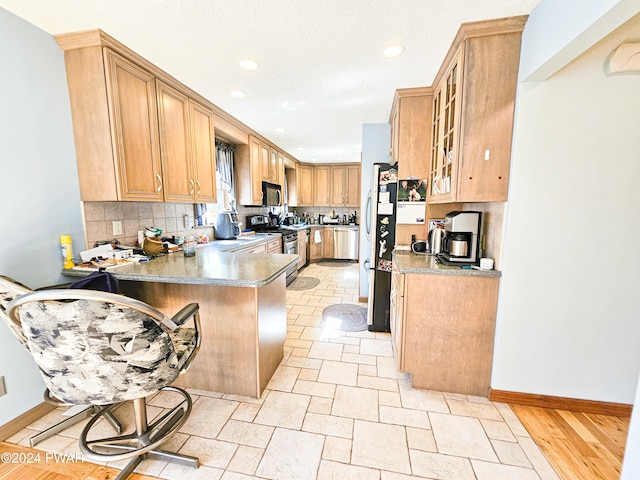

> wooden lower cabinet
[323,227,334,258]
[309,227,324,260]
[119,275,287,398]
[297,232,308,268]
[391,268,499,396]
[267,237,282,254]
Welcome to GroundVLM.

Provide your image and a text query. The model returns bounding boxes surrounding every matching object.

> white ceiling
[1,0,540,163]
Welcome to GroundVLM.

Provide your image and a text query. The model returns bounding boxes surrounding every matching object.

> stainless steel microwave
[261,181,282,206]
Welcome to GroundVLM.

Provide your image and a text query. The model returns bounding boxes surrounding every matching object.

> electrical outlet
[112,221,123,236]
[0,376,6,397]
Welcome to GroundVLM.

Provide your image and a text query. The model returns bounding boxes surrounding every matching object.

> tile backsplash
[83,202,213,248]
[459,201,506,270]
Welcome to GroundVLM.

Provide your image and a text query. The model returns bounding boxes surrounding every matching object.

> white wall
[0,8,84,427]
[520,0,639,81]
[493,5,640,403]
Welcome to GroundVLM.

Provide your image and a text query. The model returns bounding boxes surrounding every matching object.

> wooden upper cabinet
[56,29,248,203]
[298,165,314,206]
[155,80,218,204]
[189,100,217,203]
[428,16,526,203]
[156,79,193,202]
[314,166,331,206]
[330,165,361,207]
[344,165,360,207]
[262,144,273,182]
[104,49,163,201]
[389,88,433,180]
[235,135,264,205]
[276,151,285,186]
[428,48,463,203]
[330,167,345,206]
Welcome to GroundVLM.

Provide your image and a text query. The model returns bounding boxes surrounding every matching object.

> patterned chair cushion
[169,327,197,371]
[19,299,181,405]
[0,277,31,349]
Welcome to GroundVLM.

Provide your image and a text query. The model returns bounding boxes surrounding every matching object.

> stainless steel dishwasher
[333,227,358,260]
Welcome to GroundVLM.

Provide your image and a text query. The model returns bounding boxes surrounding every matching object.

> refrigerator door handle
[365,191,372,240]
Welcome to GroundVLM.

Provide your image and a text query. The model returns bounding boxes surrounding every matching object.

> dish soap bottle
[60,235,75,269]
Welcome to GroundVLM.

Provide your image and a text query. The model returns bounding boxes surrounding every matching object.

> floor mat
[321,304,368,332]
[316,261,353,267]
[287,276,321,290]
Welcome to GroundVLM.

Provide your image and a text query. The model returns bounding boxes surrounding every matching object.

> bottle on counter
[60,234,75,269]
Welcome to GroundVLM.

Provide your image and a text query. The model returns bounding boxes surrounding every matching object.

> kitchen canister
[479,257,494,270]
[60,234,75,269]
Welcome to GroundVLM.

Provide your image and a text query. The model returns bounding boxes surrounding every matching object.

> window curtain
[216,141,235,193]
[216,141,236,211]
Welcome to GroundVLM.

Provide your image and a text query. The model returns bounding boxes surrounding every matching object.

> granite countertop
[393,251,501,278]
[308,224,359,228]
[64,234,299,287]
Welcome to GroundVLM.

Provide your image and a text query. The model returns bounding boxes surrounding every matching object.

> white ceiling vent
[606,42,640,75]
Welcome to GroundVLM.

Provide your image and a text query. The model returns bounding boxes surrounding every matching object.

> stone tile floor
[7,262,561,480]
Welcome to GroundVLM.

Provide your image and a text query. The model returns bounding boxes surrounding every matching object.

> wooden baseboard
[0,402,55,441]
[490,389,633,417]
[358,296,368,303]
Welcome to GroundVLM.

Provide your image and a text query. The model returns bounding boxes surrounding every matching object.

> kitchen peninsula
[64,239,299,399]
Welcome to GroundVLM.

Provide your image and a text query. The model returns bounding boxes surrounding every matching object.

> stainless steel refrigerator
[366,163,397,332]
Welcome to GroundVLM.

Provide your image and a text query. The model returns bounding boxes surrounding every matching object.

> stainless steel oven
[282,230,298,285]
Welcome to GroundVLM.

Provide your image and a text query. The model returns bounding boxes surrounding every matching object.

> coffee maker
[437,211,482,265]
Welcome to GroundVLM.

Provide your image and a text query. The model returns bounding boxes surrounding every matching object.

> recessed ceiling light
[311,158,317,162]
[230,90,246,98]
[383,45,405,58]
[275,128,285,133]
[297,147,305,151]
[239,60,259,71]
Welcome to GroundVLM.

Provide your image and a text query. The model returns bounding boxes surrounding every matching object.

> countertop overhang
[64,234,300,287]
[393,251,501,277]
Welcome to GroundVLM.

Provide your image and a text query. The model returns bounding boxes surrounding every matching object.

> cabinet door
[429,47,463,203]
[323,227,334,258]
[456,34,520,202]
[268,148,278,183]
[297,235,307,268]
[276,151,285,186]
[314,166,331,206]
[330,166,345,206]
[156,80,193,203]
[344,165,361,207]
[261,143,272,181]
[299,165,314,206]
[310,228,324,259]
[249,136,264,204]
[190,100,217,203]
[390,265,405,371]
[104,49,163,201]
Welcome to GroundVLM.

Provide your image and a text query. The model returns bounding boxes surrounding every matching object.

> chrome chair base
[31,390,122,447]
[79,386,197,480]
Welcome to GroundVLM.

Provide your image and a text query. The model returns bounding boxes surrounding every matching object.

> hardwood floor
[511,404,630,480]
[0,442,159,480]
